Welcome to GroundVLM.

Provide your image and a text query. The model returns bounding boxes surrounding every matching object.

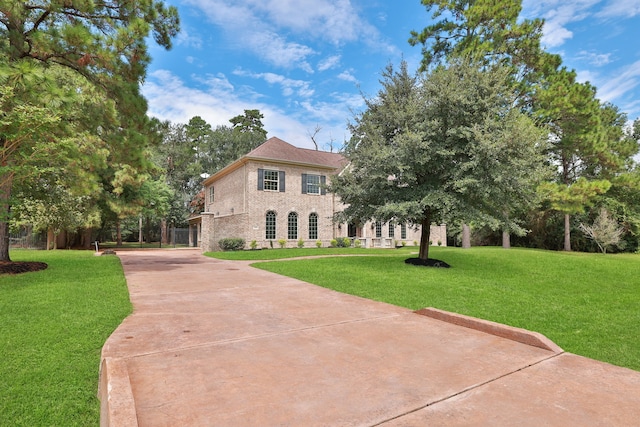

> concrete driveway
[99,249,640,426]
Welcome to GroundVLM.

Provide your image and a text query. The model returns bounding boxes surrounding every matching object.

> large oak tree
[330,59,550,263]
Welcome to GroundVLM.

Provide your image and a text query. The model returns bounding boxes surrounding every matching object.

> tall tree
[229,109,268,141]
[331,59,549,263]
[0,1,179,260]
[409,0,560,97]
[534,68,635,250]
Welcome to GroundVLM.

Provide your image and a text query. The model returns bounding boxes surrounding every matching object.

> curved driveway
[100,249,640,426]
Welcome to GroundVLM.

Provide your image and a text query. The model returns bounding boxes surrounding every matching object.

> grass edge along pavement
[0,250,132,426]
[207,246,640,371]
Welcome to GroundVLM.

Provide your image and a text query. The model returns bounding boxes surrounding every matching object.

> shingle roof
[246,137,346,170]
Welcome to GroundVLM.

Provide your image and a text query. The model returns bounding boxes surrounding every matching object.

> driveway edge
[415,307,564,353]
[99,357,138,427]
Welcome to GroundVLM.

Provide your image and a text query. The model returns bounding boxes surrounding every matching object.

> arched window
[309,213,318,240]
[265,211,276,240]
[288,212,298,240]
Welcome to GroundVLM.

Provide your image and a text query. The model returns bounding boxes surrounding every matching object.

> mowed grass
[219,246,640,371]
[0,250,132,426]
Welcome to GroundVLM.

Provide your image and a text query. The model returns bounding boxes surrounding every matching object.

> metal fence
[167,227,190,246]
[9,230,46,250]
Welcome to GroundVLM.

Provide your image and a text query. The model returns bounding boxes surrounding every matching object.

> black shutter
[258,169,264,190]
[320,175,326,195]
[279,171,286,192]
[301,173,308,194]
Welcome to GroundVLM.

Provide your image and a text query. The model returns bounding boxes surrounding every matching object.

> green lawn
[0,250,132,426]
[209,246,640,371]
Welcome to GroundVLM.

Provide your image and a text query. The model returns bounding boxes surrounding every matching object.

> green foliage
[0,250,131,425]
[538,178,611,215]
[250,240,258,250]
[278,239,287,248]
[0,1,180,260]
[230,109,268,141]
[330,239,338,247]
[316,240,323,248]
[331,58,549,260]
[297,238,305,248]
[354,239,362,248]
[409,0,560,95]
[218,238,245,251]
[336,237,351,247]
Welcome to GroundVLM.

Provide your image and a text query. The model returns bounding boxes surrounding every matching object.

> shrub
[316,240,322,248]
[219,238,245,251]
[437,240,442,246]
[335,237,351,247]
[354,239,362,248]
[330,239,338,247]
[297,238,305,248]
[278,239,287,248]
[250,240,258,250]
[413,240,418,246]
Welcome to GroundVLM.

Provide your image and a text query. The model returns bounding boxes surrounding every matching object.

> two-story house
[188,137,446,251]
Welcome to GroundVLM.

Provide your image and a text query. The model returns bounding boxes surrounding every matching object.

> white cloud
[597,0,640,18]
[575,50,613,66]
[176,27,203,49]
[142,70,353,149]
[183,0,394,71]
[337,69,358,84]
[233,69,315,98]
[596,60,640,103]
[318,55,341,72]
[522,0,600,48]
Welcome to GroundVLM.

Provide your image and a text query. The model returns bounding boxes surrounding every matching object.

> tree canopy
[1,0,180,260]
[331,59,550,262]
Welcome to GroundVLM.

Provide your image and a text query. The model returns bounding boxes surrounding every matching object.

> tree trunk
[563,213,571,251]
[0,172,13,261]
[462,224,471,249]
[81,228,92,249]
[138,215,143,244]
[47,228,54,250]
[116,220,123,246]
[161,218,168,244]
[418,214,432,260]
[502,230,511,249]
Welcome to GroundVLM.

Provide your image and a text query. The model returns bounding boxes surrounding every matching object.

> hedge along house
[189,137,446,251]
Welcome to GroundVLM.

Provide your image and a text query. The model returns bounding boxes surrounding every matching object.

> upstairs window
[258,169,285,192]
[375,221,382,238]
[301,174,326,195]
[208,186,215,204]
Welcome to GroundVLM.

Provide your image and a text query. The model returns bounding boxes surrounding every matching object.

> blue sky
[143,0,640,150]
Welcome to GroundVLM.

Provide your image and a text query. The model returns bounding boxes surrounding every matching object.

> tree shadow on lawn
[405,258,451,268]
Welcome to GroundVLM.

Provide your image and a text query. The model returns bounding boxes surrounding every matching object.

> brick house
[188,137,446,251]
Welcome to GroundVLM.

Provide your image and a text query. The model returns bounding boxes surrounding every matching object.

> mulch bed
[405,257,451,268]
[0,261,48,275]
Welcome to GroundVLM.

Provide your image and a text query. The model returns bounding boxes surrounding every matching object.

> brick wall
[202,159,447,251]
